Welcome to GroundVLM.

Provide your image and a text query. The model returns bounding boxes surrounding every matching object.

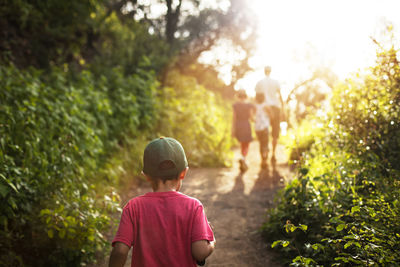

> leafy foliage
[0,0,98,67]
[0,61,234,265]
[157,70,234,167]
[0,1,238,265]
[89,11,170,76]
[262,45,400,266]
[281,118,324,163]
[0,63,158,265]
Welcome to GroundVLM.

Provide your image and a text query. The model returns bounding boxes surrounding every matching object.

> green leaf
[40,209,51,216]
[312,243,324,251]
[336,224,346,231]
[88,234,95,241]
[344,241,353,249]
[293,256,303,262]
[300,168,309,175]
[271,240,282,248]
[351,206,360,213]
[305,258,317,264]
[48,229,54,239]
[68,228,76,235]
[299,224,308,232]
[271,240,290,248]
[335,257,349,263]
[58,229,66,239]
[0,174,19,193]
[282,240,290,247]
[0,184,9,198]
[8,197,17,210]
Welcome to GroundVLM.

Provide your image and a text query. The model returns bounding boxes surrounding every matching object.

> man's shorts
[269,106,280,140]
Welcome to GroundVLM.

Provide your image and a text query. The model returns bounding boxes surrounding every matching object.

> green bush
[0,0,98,67]
[0,63,158,265]
[1,1,235,265]
[0,62,234,265]
[281,118,324,163]
[262,46,400,266]
[157,70,234,167]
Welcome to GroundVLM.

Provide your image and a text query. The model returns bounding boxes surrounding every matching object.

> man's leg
[272,138,277,161]
[261,129,269,168]
[263,128,269,160]
[270,107,280,162]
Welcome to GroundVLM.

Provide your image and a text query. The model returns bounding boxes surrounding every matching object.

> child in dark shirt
[232,89,255,172]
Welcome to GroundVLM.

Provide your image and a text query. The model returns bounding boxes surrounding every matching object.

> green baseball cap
[143,137,188,178]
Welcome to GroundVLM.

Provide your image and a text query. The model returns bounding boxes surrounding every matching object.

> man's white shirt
[255,76,281,107]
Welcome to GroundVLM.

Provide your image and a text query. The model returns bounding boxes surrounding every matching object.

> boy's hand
[193,221,215,265]
[109,242,130,267]
[192,239,215,263]
[196,259,206,266]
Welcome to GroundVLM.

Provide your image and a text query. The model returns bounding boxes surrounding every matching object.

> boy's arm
[192,239,216,262]
[109,242,130,267]
[264,106,273,118]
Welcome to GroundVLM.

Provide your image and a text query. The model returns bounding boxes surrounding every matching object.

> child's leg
[262,128,269,160]
[256,131,264,158]
[239,142,250,172]
[240,142,250,157]
[257,130,269,168]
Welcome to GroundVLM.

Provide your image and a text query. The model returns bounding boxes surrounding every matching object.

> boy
[109,137,215,267]
[254,92,270,169]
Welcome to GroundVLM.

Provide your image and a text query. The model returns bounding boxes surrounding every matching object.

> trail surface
[108,142,292,267]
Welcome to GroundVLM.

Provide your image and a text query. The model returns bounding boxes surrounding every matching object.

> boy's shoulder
[255,102,267,107]
[125,191,203,207]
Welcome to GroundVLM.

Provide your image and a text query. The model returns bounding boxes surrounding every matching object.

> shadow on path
[100,143,293,267]
[181,142,292,267]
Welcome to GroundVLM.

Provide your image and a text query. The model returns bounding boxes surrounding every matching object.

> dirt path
[108,142,293,267]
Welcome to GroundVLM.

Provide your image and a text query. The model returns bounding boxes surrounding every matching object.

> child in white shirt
[254,92,270,169]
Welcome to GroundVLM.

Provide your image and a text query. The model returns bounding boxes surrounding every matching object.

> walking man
[255,66,283,163]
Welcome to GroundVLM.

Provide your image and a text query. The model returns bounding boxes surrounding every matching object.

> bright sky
[235,0,400,98]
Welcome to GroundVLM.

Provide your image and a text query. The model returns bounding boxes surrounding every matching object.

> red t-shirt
[112,191,214,267]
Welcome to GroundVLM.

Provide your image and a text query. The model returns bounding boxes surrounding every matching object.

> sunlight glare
[238,0,400,99]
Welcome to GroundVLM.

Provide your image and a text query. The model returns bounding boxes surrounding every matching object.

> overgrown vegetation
[262,43,400,265]
[0,0,240,265]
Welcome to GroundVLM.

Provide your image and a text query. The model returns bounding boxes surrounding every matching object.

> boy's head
[255,92,265,104]
[236,89,247,100]
[143,137,188,182]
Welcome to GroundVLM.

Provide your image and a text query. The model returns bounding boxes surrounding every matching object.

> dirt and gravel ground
[103,142,293,267]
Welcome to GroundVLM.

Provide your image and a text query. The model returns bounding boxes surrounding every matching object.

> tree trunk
[165,0,182,46]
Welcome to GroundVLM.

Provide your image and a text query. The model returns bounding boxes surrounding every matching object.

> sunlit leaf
[351,206,360,213]
[336,224,346,232]
[282,240,290,247]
